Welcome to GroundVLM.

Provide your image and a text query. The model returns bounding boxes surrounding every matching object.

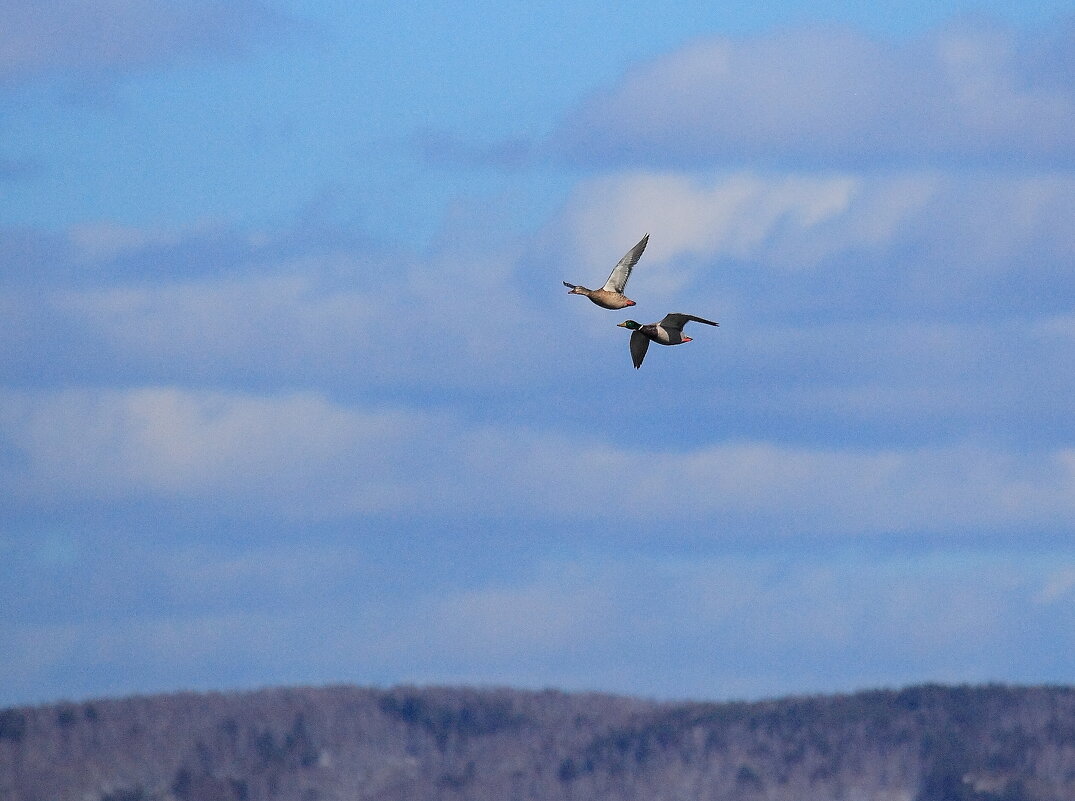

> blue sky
[1,0,1073,707]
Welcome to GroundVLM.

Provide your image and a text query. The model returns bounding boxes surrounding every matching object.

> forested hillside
[2,684,1073,801]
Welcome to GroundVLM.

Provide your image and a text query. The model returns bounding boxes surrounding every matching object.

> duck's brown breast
[587,290,635,310]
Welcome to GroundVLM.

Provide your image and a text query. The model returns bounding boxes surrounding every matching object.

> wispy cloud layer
[0,0,291,85]
[0,387,422,519]
[557,21,1075,167]
[557,169,1075,318]
[4,539,1072,703]
[3,385,1074,537]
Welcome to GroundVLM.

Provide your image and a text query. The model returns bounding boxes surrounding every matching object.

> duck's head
[617,320,642,330]
[566,285,590,295]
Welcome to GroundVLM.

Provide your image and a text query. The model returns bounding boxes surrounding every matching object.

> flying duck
[617,313,719,368]
[563,233,649,310]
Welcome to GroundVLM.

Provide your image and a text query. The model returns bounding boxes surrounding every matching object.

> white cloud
[1036,314,1075,340]
[558,171,859,283]
[56,274,384,376]
[300,551,1075,697]
[4,531,1070,704]
[152,541,369,605]
[417,578,619,664]
[8,385,1073,535]
[67,220,226,263]
[558,169,1075,282]
[2,608,329,702]
[1035,565,1075,604]
[29,231,564,393]
[556,171,861,302]
[515,439,1075,534]
[0,386,425,518]
[0,0,290,85]
[557,21,1075,167]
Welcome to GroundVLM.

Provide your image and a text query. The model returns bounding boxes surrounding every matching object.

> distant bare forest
[2,683,1073,801]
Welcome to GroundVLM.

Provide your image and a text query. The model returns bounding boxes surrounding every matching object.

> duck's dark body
[619,313,719,368]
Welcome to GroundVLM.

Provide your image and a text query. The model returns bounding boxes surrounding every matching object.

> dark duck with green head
[617,313,719,368]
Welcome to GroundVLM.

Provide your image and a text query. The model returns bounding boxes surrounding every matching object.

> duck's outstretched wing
[629,329,650,369]
[602,234,649,293]
[659,312,719,331]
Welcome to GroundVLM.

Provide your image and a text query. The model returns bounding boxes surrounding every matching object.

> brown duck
[563,233,648,310]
